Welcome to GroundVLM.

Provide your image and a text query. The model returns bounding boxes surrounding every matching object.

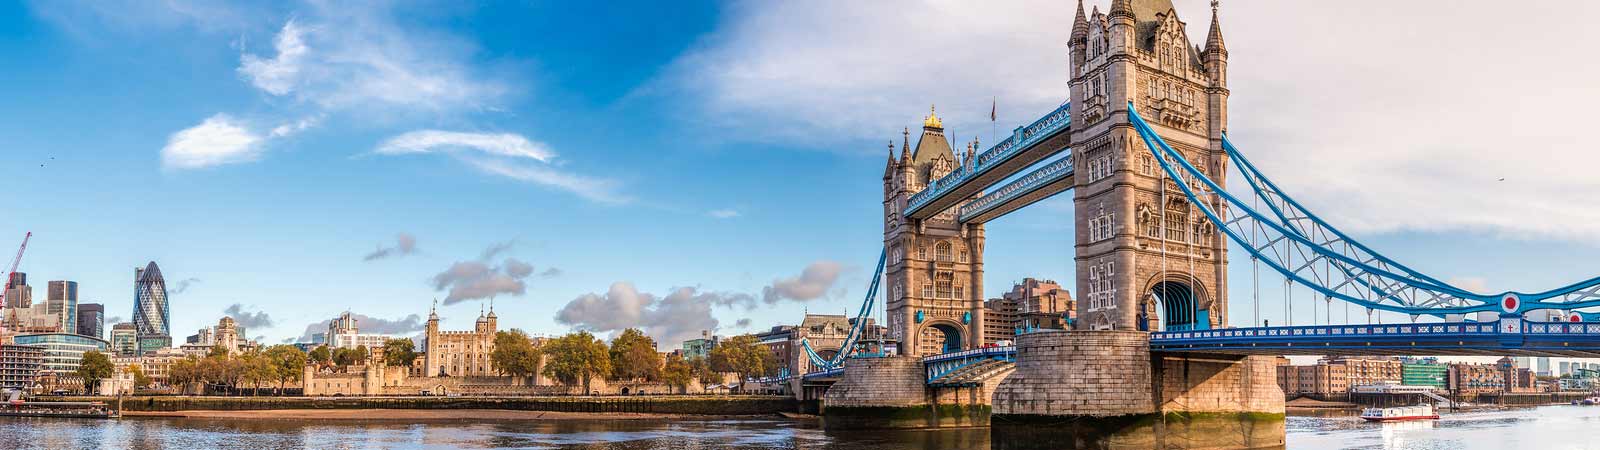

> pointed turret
[1070,0,1088,45]
[1203,0,1228,87]
[900,128,912,163]
[1108,0,1134,21]
[1204,1,1226,56]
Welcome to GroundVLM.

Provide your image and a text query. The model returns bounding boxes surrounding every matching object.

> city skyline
[6,0,1600,349]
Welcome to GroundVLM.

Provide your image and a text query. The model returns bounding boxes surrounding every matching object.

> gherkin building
[133,261,170,337]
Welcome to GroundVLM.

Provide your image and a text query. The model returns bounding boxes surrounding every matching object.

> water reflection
[0,405,1596,449]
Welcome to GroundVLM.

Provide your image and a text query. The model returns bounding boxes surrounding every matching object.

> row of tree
[74,328,783,395]
[485,329,783,393]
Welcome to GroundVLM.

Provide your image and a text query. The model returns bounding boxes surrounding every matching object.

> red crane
[0,232,32,329]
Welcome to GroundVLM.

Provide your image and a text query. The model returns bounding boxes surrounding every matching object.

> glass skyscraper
[133,261,171,353]
[47,280,78,333]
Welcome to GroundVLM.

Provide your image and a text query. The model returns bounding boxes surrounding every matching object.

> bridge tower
[1069,0,1229,332]
[883,111,986,356]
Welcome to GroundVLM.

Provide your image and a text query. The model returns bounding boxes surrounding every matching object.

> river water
[2,405,1596,449]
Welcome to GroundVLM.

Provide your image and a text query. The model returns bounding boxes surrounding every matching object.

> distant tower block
[1069,0,1230,332]
[882,107,986,356]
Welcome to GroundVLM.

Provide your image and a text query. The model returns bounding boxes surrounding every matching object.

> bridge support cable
[1130,102,1600,316]
[800,249,887,371]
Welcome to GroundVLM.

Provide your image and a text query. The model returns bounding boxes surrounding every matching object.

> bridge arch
[1139,274,1213,332]
[920,320,965,354]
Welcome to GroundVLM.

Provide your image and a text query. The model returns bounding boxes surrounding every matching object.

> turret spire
[1109,0,1134,20]
[1070,0,1088,44]
[1205,1,1227,55]
[901,127,911,162]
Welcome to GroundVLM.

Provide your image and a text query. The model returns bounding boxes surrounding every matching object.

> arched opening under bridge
[1150,280,1207,331]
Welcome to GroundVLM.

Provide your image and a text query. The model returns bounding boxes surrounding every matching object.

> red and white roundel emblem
[1500,294,1520,313]
[1572,313,1584,323]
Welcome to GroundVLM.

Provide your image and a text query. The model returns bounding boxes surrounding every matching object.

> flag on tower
[990,97,996,122]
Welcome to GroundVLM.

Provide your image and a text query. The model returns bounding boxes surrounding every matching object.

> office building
[13,333,110,374]
[133,262,171,353]
[1400,357,1447,389]
[0,344,43,390]
[46,281,78,333]
[323,312,393,349]
[110,323,138,357]
[3,272,30,309]
[76,303,104,339]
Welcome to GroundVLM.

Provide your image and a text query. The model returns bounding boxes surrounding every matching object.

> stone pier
[991,330,1284,449]
[820,356,996,429]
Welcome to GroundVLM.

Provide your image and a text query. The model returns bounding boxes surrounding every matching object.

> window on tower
[935,241,953,262]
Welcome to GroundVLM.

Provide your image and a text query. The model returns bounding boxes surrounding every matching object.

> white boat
[1360,404,1438,422]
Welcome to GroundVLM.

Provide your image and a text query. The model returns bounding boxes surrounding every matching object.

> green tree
[169,356,200,394]
[263,345,307,395]
[332,347,354,370]
[491,330,541,383]
[540,331,611,394]
[691,356,718,386]
[76,350,115,394]
[383,338,417,368]
[352,345,370,365]
[661,353,693,393]
[125,364,152,389]
[309,345,332,367]
[609,328,663,381]
[707,335,774,390]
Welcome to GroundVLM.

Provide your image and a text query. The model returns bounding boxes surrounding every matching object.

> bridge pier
[991,330,1284,449]
[820,356,997,429]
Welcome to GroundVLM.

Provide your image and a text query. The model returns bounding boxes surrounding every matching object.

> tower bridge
[786,0,1600,446]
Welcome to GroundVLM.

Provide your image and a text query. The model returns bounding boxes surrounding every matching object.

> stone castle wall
[1156,354,1284,414]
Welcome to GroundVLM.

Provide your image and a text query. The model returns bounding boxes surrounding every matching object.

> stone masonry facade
[1070,0,1231,332]
[993,330,1155,417]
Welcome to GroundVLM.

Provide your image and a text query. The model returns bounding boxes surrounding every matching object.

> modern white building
[324,312,393,349]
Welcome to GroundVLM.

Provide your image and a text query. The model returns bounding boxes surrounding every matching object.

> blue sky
[3,0,1599,353]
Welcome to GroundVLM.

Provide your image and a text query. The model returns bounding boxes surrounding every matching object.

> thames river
[2,405,1598,449]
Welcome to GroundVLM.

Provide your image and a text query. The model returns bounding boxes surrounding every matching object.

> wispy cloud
[223,304,274,330]
[237,9,506,113]
[373,131,625,204]
[169,278,201,294]
[375,130,554,161]
[708,209,740,219]
[160,114,263,170]
[428,242,557,305]
[363,232,418,261]
[761,261,844,304]
[297,312,426,342]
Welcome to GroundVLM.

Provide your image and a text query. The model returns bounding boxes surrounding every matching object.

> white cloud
[160,114,263,170]
[671,0,1600,245]
[237,11,505,113]
[665,0,1070,145]
[708,209,740,219]
[374,130,625,204]
[238,18,308,96]
[375,130,553,161]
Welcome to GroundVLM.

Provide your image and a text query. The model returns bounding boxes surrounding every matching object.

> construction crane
[0,232,32,331]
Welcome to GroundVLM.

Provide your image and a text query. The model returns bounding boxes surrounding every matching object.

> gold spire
[923,104,942,129]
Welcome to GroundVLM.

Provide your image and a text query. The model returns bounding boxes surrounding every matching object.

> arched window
[935,272,954,299]
[1165,202,1189,242]
[917,242,928,260]
[935,241,953,262]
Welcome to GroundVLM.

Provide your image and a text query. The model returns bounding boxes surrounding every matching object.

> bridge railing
[1151,322,1501,341]
[957,156,1074,221]
[905,102,1072,216]
[921,345,1017,364]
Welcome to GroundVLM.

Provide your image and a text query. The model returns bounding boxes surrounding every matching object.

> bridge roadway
[1151,320,1600,357]
[791,320,1600,385]
[903,102,1072,222]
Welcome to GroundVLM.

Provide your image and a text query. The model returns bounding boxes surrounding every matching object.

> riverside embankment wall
[54,396,796,415]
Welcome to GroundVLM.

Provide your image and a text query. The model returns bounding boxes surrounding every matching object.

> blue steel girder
[799,249,887,371]
[903,102,1072,220]
[1125,102,1600,316]
[920,346,1016,384]
[957,155,1075,224]
[1151,322,1600,357]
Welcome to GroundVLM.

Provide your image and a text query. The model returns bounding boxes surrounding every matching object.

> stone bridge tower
[883,110,986,356]
[1069,0,1229,332]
